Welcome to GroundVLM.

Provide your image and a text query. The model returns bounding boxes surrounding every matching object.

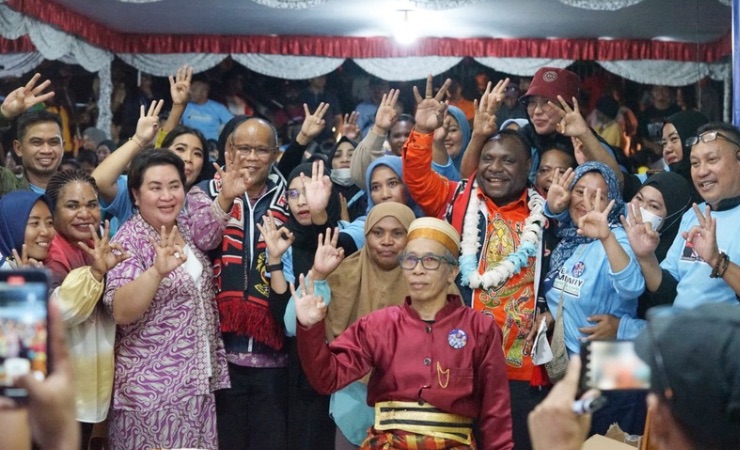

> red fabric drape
[0,35,36,53]
[9,0,732,61]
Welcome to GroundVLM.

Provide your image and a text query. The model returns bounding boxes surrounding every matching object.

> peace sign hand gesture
[78,221,131,282]
[298,102,329,143]
[373,89,400,133]
[553,96,590,138]
[341,111,361,140]
[257,211,294,262]
[413,75,451,134]
[311,227,345,281]
[169,65,193,106]
[546,167,575,215]
[577,188,615,241]
[150,226,187,276]
[0,73,55,120]
[9,245,44,269]
[682,203,720,267]
[620,202,660,258]
[290,271,328,328]
[133,100,165,148]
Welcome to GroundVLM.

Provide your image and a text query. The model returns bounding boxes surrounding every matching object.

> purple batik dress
[103,187,231,450]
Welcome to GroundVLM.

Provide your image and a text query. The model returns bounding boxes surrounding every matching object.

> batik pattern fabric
[103,189,230,449]
[361,427,474,450]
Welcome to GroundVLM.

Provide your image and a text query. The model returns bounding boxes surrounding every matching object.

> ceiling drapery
[250,0,328,9]
[556,0,645,10]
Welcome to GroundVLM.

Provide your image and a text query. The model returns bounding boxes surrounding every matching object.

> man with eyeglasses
[198,117,291,449]
[404,76,545,450]
[293,217,514,449]
[625,122,740,310]
[528,303,740,450]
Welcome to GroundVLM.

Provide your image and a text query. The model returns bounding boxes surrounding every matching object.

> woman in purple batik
[103,148,249,449]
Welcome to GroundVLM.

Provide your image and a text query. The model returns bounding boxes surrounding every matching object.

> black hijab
[640,171,693,262]
[285,163,342,278]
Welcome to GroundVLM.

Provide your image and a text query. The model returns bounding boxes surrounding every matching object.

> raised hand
[78,221,131,282]
[133,100,165,148]
[290,271,328,327]
[151,225,187,276]
[9,245,43,269]
[373,88,400,133]
[339,193,349,222]
[472,78,510,138]
[682,203,719,267]
[412,74,451,134]
[298,102,329,143]
[257,211,294,262]
[301,159,333,216]
[546,167,575,215]
[0,73,55,120]
[620,202,660,258]
[553,96,590,138]
[341,111,361,140]
[215,151,252,203]
[433,114,452,146]
[312,227,345,280]
[577,188,615,240]
[169,65,193,106]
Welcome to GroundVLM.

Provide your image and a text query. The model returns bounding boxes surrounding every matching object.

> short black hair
[16,110,63,142]
[540,143,577,169]
[485,128,533,160]
[46,169,99,213]
[76,149,98,168]
[696,122,740,148]
[127,148,186,205]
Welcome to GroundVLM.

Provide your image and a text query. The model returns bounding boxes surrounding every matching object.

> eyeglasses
[525,99,553,113]
[286,188,306,200]
[232,144,275,157]
[398,253,457,271]
[685,131,740,149]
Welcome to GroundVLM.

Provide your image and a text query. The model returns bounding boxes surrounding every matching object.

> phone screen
[0,270,49,399]
[581,340,651,391]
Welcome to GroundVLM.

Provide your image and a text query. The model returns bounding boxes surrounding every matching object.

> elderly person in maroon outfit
[292,217,513,450]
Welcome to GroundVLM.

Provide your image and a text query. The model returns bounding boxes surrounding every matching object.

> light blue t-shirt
[182,100,234,141]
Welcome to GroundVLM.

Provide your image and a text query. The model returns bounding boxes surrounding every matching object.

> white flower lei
[459,183,546,290]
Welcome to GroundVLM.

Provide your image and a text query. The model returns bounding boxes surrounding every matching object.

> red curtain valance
[10,0,731,62]
[0,35,36,53]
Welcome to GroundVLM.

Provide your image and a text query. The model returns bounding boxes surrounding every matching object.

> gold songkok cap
[406,217,461,256]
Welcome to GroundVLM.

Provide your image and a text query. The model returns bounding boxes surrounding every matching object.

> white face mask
[330,168,354,187]
[628,205,664,231]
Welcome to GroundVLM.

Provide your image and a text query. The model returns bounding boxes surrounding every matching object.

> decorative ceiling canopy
[251,0,328,8]
[410,0,482,10]
[557,0,645,10]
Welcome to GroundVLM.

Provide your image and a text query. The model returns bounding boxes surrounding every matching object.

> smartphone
[0,269,50,400]
[580,340,650,391]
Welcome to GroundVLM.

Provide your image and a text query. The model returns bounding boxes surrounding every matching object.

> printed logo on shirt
[680,241,704,263]
[448,329,468,349]
[553,267,584,297]
[571,261,586,278]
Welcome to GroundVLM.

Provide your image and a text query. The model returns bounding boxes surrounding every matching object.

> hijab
[640,171,693,262]
[446,105,471,171]
[285,162,342,278]
[664,110,709,203]
[324,203,416,340]
[0,191,51,266]
[546,161,624,282]
[365,155,424,217]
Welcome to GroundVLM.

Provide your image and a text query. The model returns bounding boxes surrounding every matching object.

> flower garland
[459,184,546,290]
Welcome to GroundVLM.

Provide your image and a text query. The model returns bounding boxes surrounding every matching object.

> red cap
[520,67,581,105]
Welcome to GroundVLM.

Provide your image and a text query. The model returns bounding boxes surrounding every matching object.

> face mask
[330,168,354,187]
[628,205,663,232]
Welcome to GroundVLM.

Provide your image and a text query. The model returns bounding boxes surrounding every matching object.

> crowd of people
[0,62,737,450]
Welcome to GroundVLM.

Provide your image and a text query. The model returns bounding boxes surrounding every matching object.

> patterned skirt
[360,427,476,450]
[108,394,218,450]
